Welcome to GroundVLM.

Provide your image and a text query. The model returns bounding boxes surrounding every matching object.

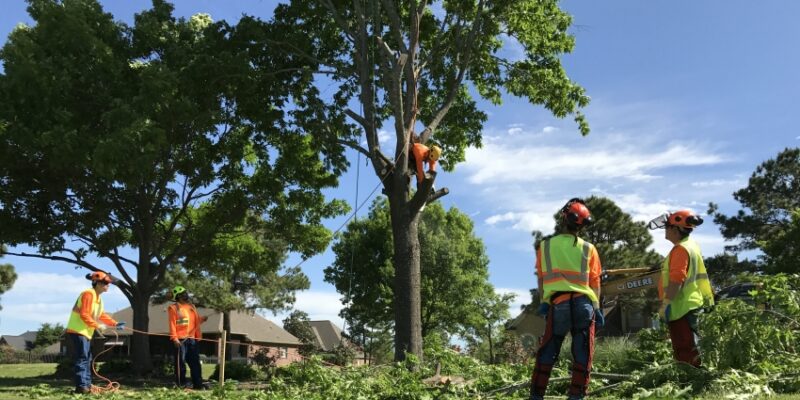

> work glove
[173,340,181,348]
[537,302,550,317]
[115,322,126,331]
[97,323,108,331]
[594,309,605,327]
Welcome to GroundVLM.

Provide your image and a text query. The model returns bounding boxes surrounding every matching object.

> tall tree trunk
[131,289,153,373]
[389,192,422,362]
[487,324,494,364]
[223,311,233,361]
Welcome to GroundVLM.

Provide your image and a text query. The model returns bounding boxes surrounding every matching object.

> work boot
[74,386,91,394]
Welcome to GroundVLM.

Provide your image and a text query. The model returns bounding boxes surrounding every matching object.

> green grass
[0,362,58,378]
[0,362,220,400]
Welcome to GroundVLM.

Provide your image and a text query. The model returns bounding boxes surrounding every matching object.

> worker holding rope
[530,198,603,400]
[168,285,208,389]
[65,271,125,394]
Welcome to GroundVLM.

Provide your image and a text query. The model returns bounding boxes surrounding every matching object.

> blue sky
[2,0,799,336]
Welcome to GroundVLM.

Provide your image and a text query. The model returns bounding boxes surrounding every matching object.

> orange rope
[88,330,122,394]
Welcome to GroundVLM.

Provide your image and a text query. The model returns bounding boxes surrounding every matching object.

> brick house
[96,304,302,366]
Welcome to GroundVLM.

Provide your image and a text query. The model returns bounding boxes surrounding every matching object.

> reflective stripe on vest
[173,304,190,326]
[661,237,715,321]
[540,234,599,307]
[66,289,103,339]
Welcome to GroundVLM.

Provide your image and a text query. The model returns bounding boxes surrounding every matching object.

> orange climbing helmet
[85,271,114,284]
[647,209,703,230]
[561,198,592,227]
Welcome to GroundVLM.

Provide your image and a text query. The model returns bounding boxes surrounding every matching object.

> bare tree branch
[338,139,371,158]
[345,108,369,129]
[2,250,132,298]
[408,174,436,213]
[380,0,409,54]
[420,1,486,143]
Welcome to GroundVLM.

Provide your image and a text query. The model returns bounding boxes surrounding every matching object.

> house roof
[308,320,344,351]
[1,331,61,353]
[0,331,37,351]
[111,304,300,346]
[505,306,546,338]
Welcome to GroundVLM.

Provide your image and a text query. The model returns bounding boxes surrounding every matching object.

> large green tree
[709,148,800,273]
[0,245,17,311]
[0,0,350,371]
[271,0,589,361]
[325,198,494,345]
[282,310,320,357]
[703,253,761,289]
[461,291,515,364]
[32,323,65,350]
[163,211,314,360]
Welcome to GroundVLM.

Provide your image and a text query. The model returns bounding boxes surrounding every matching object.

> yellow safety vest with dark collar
[661,237,715,321]
[66,289,104,339]
[540,234,599,308]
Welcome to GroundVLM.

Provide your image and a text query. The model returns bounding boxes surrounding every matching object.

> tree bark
[389,189,423,362]
[487,324,494,364]
[130,288,153,373]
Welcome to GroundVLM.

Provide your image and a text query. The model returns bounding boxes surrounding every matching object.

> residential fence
[0,346,64,364]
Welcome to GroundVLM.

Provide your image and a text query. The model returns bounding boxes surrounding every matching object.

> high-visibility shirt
[657,246,690,300]
[411,143,437,183]
[66,289,117,339]
[536,234,602,308]
[168,303,202,341]
[660,237,715,321]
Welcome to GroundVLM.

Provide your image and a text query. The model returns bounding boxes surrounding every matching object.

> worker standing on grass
[648,210,714,367]
[168,285,208,389]
[530,198,604,400]
[66,271,125,394]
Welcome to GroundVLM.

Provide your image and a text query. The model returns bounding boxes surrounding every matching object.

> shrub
[97,358,132,375]
[54,357,73,378]
[252,348,277,380]
[212,360,258,381]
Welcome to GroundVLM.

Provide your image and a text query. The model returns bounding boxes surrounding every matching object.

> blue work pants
[175,338,203,388]
[69,332,92,390]
[530,294,596,400]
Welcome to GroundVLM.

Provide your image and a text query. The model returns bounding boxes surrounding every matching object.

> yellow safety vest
[540,234,599,308]
[661,237,715,321]
[66,289,104,339]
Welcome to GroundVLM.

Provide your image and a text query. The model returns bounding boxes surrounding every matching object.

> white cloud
[0,272,129,333]
[691,179,744,188]
[542,126,558,134]
[377,129,391,143]
[463,138,726,185]
[508,127,523,135]
[495,287,530,314]
[485,210,554,233]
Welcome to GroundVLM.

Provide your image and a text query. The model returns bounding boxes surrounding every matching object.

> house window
[279,347,288,359]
